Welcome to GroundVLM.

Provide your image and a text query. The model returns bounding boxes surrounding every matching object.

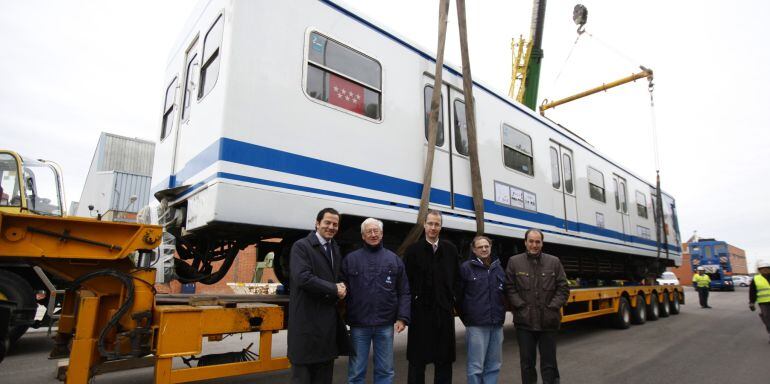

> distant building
[670,233,747,285]
[73,133,154,222]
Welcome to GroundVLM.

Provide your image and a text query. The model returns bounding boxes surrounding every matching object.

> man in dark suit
[288,207,347,384]
[403,210,461,384]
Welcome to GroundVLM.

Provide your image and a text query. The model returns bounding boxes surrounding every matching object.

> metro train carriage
[147,0,682,286]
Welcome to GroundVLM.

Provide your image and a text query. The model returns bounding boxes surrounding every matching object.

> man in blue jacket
[458,235,507,384]
[341,218,410,384]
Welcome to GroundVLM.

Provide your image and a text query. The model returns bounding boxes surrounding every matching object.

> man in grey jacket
[504,229,569,384]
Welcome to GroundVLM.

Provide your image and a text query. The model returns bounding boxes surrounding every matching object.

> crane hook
[573,4,588,35]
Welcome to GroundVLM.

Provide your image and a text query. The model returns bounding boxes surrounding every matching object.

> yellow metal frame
[561,285,684,323]
[509,36,533,103]
[539,68,653,115]
[0,211,290,383]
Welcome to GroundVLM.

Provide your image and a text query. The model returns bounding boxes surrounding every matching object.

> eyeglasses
[364,229,382,235]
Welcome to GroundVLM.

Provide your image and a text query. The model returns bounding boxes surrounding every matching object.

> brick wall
[728,244,747,274]
[155,245,273,294]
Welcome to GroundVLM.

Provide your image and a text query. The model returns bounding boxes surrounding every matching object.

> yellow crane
[539,66,654,115]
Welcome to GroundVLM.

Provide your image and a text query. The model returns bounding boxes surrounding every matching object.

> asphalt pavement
[3,287,768,383]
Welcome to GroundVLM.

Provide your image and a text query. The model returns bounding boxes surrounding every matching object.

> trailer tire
[647,292,660,321]
[669,292,681,314]
[659,292,670,318]
[0,270,36,344]
[610,297,631,329]
[631,295,646,325]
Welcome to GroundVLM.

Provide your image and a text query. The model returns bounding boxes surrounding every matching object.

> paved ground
[3,287,768,383]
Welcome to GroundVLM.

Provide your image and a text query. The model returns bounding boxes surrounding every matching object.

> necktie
[325,242,333,267]
[432,243,438,253]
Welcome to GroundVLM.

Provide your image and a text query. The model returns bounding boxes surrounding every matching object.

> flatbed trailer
[562,285,684,328]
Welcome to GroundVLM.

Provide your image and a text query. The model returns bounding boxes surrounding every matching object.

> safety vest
[693,274,710,288]
[754,274,770,304]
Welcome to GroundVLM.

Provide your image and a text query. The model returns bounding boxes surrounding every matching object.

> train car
[147,0,681,285]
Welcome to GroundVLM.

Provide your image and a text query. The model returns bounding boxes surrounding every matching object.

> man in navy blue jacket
[341,218,410,384]
[458,235,507,384]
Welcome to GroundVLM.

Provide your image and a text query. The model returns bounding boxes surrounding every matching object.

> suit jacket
[403,238,460,363]
[287,231,343,364]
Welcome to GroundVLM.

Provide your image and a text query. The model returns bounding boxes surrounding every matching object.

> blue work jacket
[458,258,507,326]
[341,243,411,327]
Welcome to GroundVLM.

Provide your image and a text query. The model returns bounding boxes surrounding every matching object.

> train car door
[548,141,578,230]
[421,79,452,209]
[172,37,200,175]
[612,174,630,239]
[448,88,473,213]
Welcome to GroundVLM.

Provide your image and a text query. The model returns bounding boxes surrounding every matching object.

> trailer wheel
[610,297,631,329]
[669,292,681,314]
[659,292,670,318]
[647,292,660,321]
[631,295,646,325]
[0,270,36,344]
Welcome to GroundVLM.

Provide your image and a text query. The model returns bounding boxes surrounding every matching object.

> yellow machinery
[539,67,654,115]
[509,35,533,103]
[0,150,289,383]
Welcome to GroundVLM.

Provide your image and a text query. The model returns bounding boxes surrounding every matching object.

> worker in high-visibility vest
[692,266,712,309]
[749,259,770,343]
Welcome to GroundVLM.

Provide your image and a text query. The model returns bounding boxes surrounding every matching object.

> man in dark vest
[404,210,461,384]
[505,228,569,384]
[287,207,347,384]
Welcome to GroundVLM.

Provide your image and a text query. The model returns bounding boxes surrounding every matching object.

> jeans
[516,328,560,384]
[348,325,394,384]
[466,325,503,384]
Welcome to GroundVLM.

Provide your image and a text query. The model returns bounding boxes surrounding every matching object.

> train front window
[199,14,223,100]
[306,31,382,120]
[0,154,21,207]
[502,124,533,176]
[160,77,178,140]
[423,86,444,146]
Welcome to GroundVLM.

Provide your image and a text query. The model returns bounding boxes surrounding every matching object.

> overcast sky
[1,0,767,271]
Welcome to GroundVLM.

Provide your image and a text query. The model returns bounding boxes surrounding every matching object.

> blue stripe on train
[153,137,679,253]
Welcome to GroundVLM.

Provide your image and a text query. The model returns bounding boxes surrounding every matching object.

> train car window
[199,14,224,100]
[502,124,533,176]
[423,86,444,146]
[549,147,560,189]
[613,178,620,210]
[704,246,712,258]
[619,180,628,213]
[181,52,198,123]
[636,191,648,218]
[160,77,178,140]
[588,167,605,202]
[306,32,382,120]
[454,100,468,155]
[562,153,574,194]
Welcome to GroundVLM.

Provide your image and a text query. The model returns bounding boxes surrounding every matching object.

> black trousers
[290,360,334,384]
[697,287,710,307]
[759,303,770,334]
[407,361,452,384]
[516,328,560,384]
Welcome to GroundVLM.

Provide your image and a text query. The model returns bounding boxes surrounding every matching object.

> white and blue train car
[150,0,681,284]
